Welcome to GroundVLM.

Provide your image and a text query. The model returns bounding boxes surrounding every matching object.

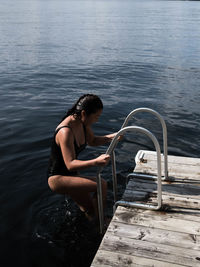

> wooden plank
[91,249,184,267]
[122,190,149,201]
[136,150,200,165]
[114,206,200,234]
[123,189,200,209]
[123,191,200,212]
[107,221,200,250]
[115,205,200,223]
[148,194,200,210]
[126,178,200,199]
[134,165,200,180]
[134,151,200,181]
[98,233,200,266]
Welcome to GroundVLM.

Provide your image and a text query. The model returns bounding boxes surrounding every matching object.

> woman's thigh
[48,175,99,195]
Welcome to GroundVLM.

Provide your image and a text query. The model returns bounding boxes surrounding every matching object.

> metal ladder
[123,108,168,181]
[96,108,168,234]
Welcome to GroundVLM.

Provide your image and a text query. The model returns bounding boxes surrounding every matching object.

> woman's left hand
[110,132,123,142]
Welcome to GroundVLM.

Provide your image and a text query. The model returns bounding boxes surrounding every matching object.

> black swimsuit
[47,124,87,177]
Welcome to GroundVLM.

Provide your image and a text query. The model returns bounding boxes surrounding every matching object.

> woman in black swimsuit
[48,94,117,220]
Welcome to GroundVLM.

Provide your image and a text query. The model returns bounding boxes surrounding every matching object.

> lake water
[1,0,200,266]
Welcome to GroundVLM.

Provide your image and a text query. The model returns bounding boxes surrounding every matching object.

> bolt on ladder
[96,108,168,234]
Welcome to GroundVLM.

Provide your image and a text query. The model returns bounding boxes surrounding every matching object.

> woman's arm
[86,126,117,146]
[57,127,110,172]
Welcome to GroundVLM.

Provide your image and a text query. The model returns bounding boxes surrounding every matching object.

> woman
[48,94,117,220]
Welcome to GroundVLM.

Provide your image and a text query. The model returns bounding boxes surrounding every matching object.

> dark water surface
[1,0,200,266]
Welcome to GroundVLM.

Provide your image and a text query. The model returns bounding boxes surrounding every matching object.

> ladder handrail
[121,108,168,180]
[97,126,162,234]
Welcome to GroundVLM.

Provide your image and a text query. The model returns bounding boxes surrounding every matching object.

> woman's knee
[48,176,66,194]
[48,177,56,191]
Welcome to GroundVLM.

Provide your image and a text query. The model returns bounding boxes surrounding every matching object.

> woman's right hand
[95,154,110,166]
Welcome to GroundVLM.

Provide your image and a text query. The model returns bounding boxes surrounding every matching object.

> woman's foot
[80,208,97,222]
[84,210,96,222]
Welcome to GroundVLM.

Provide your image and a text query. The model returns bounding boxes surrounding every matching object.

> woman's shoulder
[55,118,73,137]
[56,116,73,131]
[56,125,71,133]
[55,125,74,147]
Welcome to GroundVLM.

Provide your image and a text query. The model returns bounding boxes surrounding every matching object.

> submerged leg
[48,175,107,219]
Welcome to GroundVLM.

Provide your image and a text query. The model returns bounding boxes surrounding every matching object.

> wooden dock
[91,150,200,267]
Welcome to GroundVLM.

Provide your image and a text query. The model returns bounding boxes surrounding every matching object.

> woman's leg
[48,175,107,217]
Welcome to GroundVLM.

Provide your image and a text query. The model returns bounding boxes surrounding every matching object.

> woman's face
[83,109,102,126]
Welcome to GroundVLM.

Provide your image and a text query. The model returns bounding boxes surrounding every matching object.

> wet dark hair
[64,94,103,119]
